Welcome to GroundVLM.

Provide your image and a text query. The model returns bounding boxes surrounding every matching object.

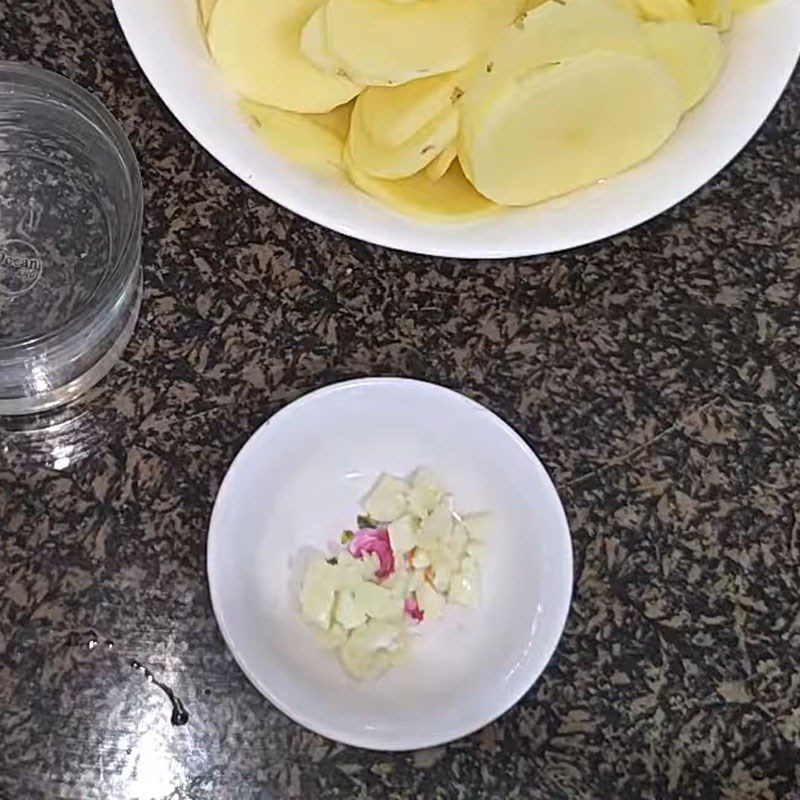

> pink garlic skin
[348,528,395,580]
[404,595,424,623]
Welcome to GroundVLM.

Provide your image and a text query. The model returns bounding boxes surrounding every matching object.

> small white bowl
[114,0,799,258]
[207,378,572,750]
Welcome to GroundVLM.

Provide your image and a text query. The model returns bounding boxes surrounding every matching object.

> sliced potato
[347,99,458,179]
[359,68,471,148]
[605,0,641,14]
[464,0,649,124]
[209,0,360,113]
[240,100,346,170]
[635,0,697,21]
[644,21,723,110]
[299,6,344,75]
[732,0,765,11]
[460,51,682,206]
[692,0,733,27]
[317,0,525,86]
[346,152,496,221]
[425,144,457,181]
[311,99,355,140]
[197,0,218,29]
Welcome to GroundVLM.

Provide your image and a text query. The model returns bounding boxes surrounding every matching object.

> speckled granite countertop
[2,2,800,798]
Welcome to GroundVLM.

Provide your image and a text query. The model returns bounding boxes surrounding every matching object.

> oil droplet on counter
[129,660,190,726]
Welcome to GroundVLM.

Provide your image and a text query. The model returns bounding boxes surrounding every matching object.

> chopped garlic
[417,580,446,621]
[417,500,453,549]
[297,468,488,679]
[466,539,486,561]
[300,558,339,630]
[460,511,492,542]
[314,622,348,650]
[410,547,432,569]
[388,514,418,555]
[340,620,409,680]
[447,572,478,608]
[334,589,367,630]
[407,468,444,517]
[450,521,469,558]
[353,581,402,621]
[432,562,453,594]
[362,474,409,522]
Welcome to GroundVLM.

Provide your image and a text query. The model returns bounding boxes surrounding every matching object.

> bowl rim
[206,377,574,750]
[113,0,800,258]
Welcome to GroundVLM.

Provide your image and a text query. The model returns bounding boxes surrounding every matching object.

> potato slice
[359,68,471,148]
[240,100,347,170]
[346,153,496,221]
[311,100,355,140]
[460,51,682,206]
[644,21,723,110]
[208,0,360,113]
[635,0,697,21]
[317,0,525,86]
[299,6,345,76]
[197,0,218,29]
[425,144,457,181]
[347,99,458,179]
[464,0,648,124]
[690,0,733,27]
[605,0,641,14]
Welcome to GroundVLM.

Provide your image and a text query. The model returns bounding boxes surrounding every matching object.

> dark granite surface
[2,1,800,797]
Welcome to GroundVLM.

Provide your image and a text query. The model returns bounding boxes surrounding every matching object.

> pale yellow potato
[347,98,458,179]
[197,0,218,29]
[316,0,525,86]
[692,0,733,27]
[644,21,723,110]
[460,51,682,206]
[209,0,360,113]
[425,144,457,181]
[299,7,343,76]
[345,152,496,221]
[732,0,765,11]
[464,0,648,125]
[240,100,347,170]
[635,0,697,21]
[718,0,733,27]
[311,100,355,140]
[359,68,472,148]
[605,0,641,14]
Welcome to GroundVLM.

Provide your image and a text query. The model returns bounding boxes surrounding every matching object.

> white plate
[114,0,799,258]
[207,379,573,750]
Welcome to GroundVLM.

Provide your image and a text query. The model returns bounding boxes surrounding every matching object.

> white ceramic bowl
[114,0,800,258]
[207,379,573,750]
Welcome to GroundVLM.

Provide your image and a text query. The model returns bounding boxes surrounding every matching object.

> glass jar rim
[0,61,143,357]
